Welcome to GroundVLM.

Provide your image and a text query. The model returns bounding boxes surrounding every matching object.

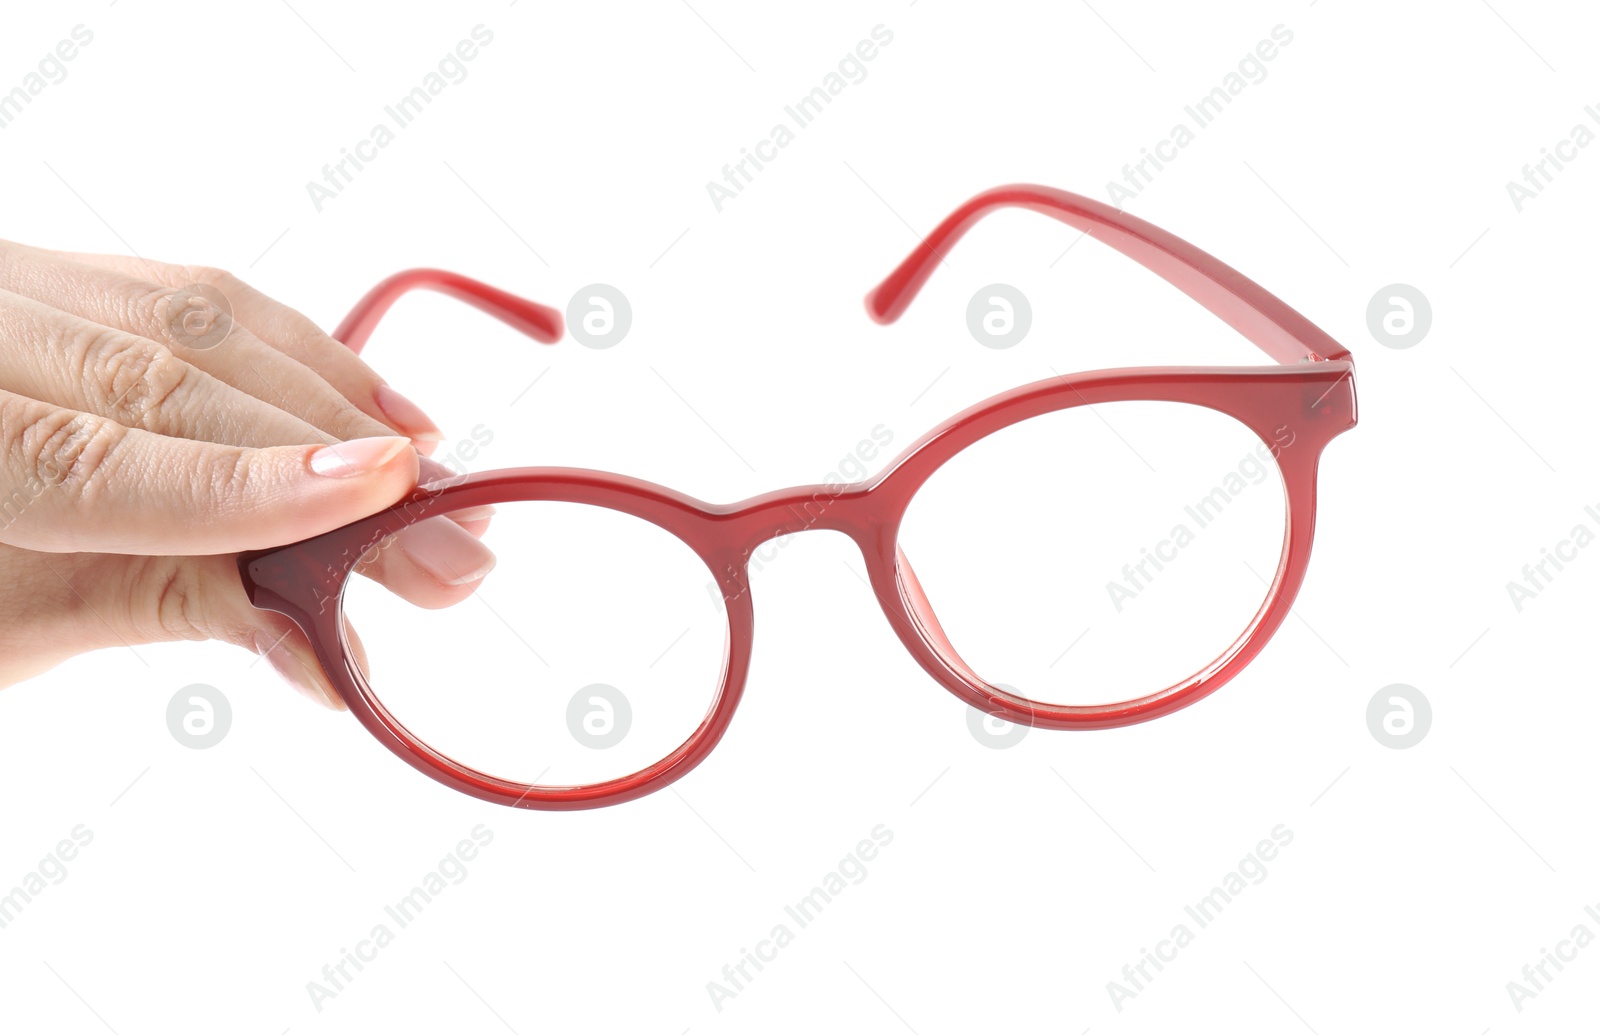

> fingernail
[446,505,495,540]
[398,516,497,586]
[447,504,497,523]
[253,631,336,709]
[309,436,411,478]
[374,384,445,445]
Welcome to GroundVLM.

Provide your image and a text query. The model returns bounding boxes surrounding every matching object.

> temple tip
[527,304,564,344]
[863,282,902,325]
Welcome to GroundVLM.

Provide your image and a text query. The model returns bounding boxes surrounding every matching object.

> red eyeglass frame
[238,184,1357,811]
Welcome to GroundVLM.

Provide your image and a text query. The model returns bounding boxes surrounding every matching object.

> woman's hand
[0,241,495,705]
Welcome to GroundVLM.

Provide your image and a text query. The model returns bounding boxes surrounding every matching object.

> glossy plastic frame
[239,185,1357,810]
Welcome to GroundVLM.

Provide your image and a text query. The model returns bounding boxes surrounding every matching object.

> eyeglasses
[239,185,1357,810]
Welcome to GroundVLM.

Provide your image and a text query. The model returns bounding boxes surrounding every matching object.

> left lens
[895,400,1289,708]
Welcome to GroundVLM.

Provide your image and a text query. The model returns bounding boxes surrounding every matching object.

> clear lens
[896,401,1289,707]
[342,501,729,787]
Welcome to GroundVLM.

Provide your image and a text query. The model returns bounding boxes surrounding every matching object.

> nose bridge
[724,481,875,555]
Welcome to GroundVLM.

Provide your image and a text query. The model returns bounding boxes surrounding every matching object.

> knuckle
[161,271,238,350]
[81,330,191,431]
[182,264,239,292]
[3,400,120,498]
[133,558,209,642]
[119,282,178,341]
[137,354,197,431]
[202,442,257,516]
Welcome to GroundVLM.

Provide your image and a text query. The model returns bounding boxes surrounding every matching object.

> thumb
[57,551,361,709]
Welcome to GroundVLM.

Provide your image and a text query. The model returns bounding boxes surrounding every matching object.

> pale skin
[0,242,496,705]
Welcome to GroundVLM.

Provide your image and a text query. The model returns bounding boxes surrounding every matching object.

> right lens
[895,400,1289,708]
[341,501,729,788]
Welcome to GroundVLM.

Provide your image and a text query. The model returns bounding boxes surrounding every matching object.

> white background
[1,1,1596,1031]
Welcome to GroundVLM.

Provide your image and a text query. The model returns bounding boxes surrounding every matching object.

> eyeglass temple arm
[333,268,564,354]
[864,184,1350,366]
